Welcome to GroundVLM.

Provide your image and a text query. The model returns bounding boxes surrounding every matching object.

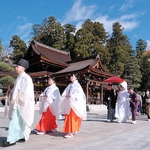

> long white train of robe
[115,82,131,121]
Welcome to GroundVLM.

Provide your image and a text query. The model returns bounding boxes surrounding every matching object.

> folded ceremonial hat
[17,59,29,69]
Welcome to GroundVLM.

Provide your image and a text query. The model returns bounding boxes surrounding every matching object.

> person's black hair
[108,83,112,86]
[70,73,78,78]
[128,86,134,90]
[49,76,55,82]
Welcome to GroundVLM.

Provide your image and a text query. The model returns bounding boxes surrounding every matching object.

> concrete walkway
[0,104,150,150]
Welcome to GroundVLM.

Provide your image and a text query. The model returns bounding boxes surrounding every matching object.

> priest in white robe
[1,59,35,147]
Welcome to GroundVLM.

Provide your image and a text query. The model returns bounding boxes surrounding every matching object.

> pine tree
[31,16,65,50]
[136,39,150,90]
[123,55,142,89]
[106,22,132,75]
[63,23,76,59]
[9,35,27,63]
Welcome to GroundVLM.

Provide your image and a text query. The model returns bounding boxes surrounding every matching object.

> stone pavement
[0,104,150,150]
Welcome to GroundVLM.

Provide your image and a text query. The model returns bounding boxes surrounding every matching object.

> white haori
[60,80,87,120]
[7,72,34,141]
[39,83,61,116]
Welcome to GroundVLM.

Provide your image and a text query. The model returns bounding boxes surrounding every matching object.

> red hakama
[62,108,81,133]
[36,107,58,132]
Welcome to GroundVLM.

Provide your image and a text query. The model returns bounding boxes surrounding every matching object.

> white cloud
[146,40,150,50]
[14,16,33,44]
[63,0,96,23]
[120,13,138,20]
[119,0,134,12]
[120,20,139,31]
[17,23,33,43]
[109,5,115,12]
[75,21,84,31]
[94,14,139,34]
[74,15,138,37]
[63,0,139,35]
[94,15,113,33]
[17,16,28,22]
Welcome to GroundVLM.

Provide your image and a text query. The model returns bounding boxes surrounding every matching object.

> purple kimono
[129,92,140,121]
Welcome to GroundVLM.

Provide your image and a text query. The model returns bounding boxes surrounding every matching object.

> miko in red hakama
[36,107,58,132]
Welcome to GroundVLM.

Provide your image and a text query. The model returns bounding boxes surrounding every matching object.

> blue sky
[1,0,150,51]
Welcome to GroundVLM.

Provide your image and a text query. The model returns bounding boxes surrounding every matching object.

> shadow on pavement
[0,127,8,130]
[46,132,66,137]
[30,129,66,137]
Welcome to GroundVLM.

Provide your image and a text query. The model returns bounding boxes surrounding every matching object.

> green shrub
[0,62,14,72]
[0,76,14,88]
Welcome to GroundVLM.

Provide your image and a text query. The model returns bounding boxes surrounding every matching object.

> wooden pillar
[101,84,103,104]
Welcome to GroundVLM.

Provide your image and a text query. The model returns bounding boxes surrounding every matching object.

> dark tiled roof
[0,71,52,79]
[27,71,52,77]
[88,66,114,77]
[31,40,71,67]
[55,59,106,74]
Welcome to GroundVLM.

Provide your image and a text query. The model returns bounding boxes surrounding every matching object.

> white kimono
[60,80,87,120]
[115,81,131,121]
[39,83,61,117]
[8,72,35,140]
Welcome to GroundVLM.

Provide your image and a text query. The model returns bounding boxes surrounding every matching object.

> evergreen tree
[136,39,150,90]
[31,16,65,50]
[136,39,147,60]
[0,76,14,88]
[0,39,3,57]
[73,19,109,66]
[31,24,43,39]
[140,58,150,90]
[0,62,14,88]
[9,35,27,63]
[106,22,132,75]
[83,19,109,65]
[63,23,76,59]
[123,55,142,89]
[0,62,14,72]
[74,28,93,60]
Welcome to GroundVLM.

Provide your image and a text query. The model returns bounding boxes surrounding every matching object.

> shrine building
[21,40,114,104]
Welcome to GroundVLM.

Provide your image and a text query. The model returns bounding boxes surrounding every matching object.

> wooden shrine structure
[0,40,115,104]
